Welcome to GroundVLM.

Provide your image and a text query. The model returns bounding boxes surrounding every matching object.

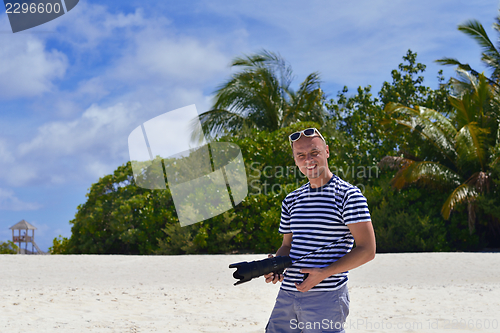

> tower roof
[9,219,37,230]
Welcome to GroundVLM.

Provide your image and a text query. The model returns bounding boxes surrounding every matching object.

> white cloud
[0,11,231,186]
[109,28,229,86]
[48,2,148,50]
[18,102,141,157]
[0,102,138,186]
[0,163,40,186]
[2,94,215,187]
[0,35,68,99]
[0,188,42,211]
[0,140,14,163]
[74,77,111,102]
[52,1,230,88]
[200,0,498,89]
[85,160,118,180]
[27,2,232,119]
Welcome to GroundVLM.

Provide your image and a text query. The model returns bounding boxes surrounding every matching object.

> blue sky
[1,0,499,251]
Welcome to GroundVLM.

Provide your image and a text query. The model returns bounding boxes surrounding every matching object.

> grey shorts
[265,284,349,333]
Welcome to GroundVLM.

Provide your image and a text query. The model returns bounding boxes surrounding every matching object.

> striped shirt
[279,174,371,292]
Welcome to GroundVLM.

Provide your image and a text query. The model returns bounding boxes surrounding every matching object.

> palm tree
[436,17,500,85]
[190,50,326,142]
[380,72,500,234]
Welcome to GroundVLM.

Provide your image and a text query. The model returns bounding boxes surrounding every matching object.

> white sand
[1,253,499,332]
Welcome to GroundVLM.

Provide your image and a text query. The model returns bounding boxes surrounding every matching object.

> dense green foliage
[0,240,18,254]
[56,164,178,254]
[475,162,500,247]
[365,171,481,252]
[56,122,316,254]
[382,73,500,235]
[323,50,486,252]
[49,235,69,254]
[325,50,452,179]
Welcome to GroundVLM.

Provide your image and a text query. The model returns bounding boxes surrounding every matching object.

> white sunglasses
[289,128,326,148]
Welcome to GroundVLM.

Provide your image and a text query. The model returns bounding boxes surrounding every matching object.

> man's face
[292,136,329,180]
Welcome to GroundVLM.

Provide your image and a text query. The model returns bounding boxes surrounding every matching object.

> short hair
[291,134,326,150]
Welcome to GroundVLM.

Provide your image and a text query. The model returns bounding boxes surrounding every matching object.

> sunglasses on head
[288,128,326,148]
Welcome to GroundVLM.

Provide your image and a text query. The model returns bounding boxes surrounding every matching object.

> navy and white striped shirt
[279,174,371,292]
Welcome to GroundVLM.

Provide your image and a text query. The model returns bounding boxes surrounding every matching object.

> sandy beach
[1,253,499,332]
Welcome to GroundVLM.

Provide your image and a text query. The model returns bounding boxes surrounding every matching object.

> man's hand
[264,254,285,284]
[294,267,328,292]
[265,233,292,284]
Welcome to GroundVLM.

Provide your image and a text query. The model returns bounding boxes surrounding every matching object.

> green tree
[64,162,178,254]
[364,172,468,252]
[191,50,326,142]
[382,73,500,236]
[49,235,69,254]
[325,50,479,251]
[325,50,452,184]
[57,122,318,255]
[0,240,18,254]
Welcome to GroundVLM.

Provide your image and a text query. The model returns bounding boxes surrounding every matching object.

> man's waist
[280,275,349,292]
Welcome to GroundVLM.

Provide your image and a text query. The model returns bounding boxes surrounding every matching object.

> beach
[1,253,499,332]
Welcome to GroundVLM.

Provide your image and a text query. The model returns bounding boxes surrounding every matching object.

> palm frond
[196,50,325,139]
[211,68,283,132]
[490,90,500,121]
[474,74,491,116]
[450,74,492,170]
[419,106,458,140]
[449,72,491,117]
[283,72,325,127]
[447,69,479,96]
[231,50,294,91]
[458,19,500,81]
[481,54,500,77]
[392,160,462,190]
[189,109,249,143]
[435,57,473,72]
[458,20,498,59]
[384,103,457,165]
[378,156,412,170]
[299,72,321,90]
[441,182,478,220]
[455,122,490,170]
[441,178,479,234]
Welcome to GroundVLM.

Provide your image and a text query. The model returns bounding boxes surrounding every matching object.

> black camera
[229,256,292,286]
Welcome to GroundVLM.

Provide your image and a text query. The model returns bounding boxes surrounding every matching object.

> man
[264,128,376,333]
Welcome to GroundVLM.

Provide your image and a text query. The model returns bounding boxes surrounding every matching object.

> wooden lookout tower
[9,219,45,254]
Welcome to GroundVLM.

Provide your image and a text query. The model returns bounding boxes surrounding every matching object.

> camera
[229,256,292,286]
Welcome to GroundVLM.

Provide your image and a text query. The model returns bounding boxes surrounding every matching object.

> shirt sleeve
[279,199,292,234]
[342,187,371,225]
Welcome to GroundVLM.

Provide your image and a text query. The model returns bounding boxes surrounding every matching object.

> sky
[1,0,499,252]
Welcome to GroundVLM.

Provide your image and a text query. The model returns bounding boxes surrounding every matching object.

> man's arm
[275,232,292,256]
[295,221,375,292]
[264,232,293,284]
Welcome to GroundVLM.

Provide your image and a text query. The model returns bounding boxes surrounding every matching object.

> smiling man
[264,128,376,333]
